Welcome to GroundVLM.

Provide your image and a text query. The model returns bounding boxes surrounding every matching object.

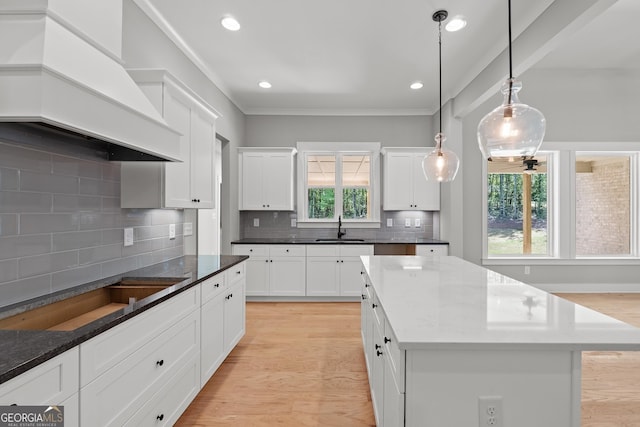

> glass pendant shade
[422,133,459,182]
[477,79,546,160]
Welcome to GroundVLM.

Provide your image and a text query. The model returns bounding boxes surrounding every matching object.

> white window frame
[483,141,640,266]
[296,141,381,228]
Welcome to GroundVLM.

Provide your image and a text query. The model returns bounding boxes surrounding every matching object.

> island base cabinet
[224,278,246,351]
[124,353,200,427]
[383,359,404,427]
[200,292,225,386]
[404,350,579,427]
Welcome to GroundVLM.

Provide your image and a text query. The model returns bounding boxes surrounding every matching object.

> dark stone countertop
[0,255,248,385]
[231,238,449,245]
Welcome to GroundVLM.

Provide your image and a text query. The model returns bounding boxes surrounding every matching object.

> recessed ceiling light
[445,16,467,32]
[221,16,241,31]
[258,81,272,89]
[410,81,424,90]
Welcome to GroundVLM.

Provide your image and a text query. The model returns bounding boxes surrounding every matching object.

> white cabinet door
[412,154,440,211]
[241,152,266,210]
[306,257,340,296]
[383,355,405,427]
[371,326,385,426]
[223,279,245,352]
[162,88,192,208]
[339,258,365,296]
[200,292,225,386]
[244,257,269,296]
[189,108,215,208]
[415,244,449,256]
[264,153,295,210]
[270,256,306,296]
[383,151,415,210]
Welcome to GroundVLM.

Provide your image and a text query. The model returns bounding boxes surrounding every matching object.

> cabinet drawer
[339,245,373,257]
[0,347,79,406]
[232,245,268,256]
[201,273,226,304]
[416,244,449,256]
[384,319,405,392]
[226,261,246,284]
[269,244,305,257]
[80,310,200,427]
[80,287,199,387]
[306,245,339,257]
[124,353,200,427]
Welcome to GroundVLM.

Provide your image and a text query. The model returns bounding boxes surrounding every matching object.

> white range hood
[0,0,181,161]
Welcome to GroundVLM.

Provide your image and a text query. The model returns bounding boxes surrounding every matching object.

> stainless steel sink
[315,238,365,242]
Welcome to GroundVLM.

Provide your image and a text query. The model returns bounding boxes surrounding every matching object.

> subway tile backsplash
[0,138,184,308]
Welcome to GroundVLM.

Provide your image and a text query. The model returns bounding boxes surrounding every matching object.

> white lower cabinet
[363,280,406,427]
[232,245,305,296]
[306,245,373,297]
[201,264,247,387]
[0,348,79,427]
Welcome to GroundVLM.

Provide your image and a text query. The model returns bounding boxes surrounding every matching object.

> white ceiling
[136,0,640,115]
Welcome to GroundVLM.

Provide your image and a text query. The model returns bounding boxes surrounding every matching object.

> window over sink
[297,142,380,227]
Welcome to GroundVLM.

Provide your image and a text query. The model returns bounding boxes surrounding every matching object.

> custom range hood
[0,0,181,161]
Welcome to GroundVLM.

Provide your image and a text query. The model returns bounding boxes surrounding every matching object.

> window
[487,154,550,256]
[483,143,640,264]
[298,142,380,226]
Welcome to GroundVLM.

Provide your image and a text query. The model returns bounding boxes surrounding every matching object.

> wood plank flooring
[178,295,640,426]
[176,302,375,426]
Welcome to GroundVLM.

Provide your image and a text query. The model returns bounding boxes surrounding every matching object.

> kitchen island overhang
[360,255,640,427]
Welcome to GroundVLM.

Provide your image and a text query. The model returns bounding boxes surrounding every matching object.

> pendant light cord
[438,18,443,136]
[507,0,513,105]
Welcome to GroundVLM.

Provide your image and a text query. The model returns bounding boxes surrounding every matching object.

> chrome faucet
[337,215,346,239]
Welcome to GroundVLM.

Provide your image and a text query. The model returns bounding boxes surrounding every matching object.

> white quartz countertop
[362,255,640,351]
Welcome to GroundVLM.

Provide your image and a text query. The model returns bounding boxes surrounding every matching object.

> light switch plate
[169,223,176,240]
[184,222,193,236]
[414,218,421,227]
[253,218,260,227]
[405,218,411,227]
[387,218,393,227]
[124,228,134,247]
[291,218,297,227]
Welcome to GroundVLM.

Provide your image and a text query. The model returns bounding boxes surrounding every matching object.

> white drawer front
[339,245,373,257]
[232,245,268,256]
[80,310,200,427]
[201,273,226,304]
[226,261,246,284]
[269,244,306,257]
[306,245,339,257]
[416,244,449,256]
[384,319,405,392]
[0,347,79,406]
[80,287,199,387]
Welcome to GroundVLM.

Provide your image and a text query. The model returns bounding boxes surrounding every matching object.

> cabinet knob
[270,260,273,263]
[156,360,164,367]
[230,293,233,298]
[157,414,164,421]
[360,271,364,275]
[365,283,370,288]
[214,283,220,288]
[267,204,270,207]
[384,337,391,344]
[372,303,377,309]
[375,344,381,350]
[286,249,289,252]
[361,294,366,300]
[376,350,383,357]
[249,249,253,252]
[336,260,339,263]
[236,270,241,274]
[265,259,269,262]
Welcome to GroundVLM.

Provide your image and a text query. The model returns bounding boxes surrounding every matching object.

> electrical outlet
[184,222,193,236]
[123,228,134,247]
[479,396,503,427]
[405,218,411,227]
[414,218,421,228]
[524,265,530,275]
[387,218,393,227]
[253,218,260,227]
[291,218,297,227]
[169,223,176,240]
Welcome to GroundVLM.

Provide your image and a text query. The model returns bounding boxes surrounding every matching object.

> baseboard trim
[533,283,640,293]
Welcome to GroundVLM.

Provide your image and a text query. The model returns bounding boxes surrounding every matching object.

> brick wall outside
[576,158,630,255]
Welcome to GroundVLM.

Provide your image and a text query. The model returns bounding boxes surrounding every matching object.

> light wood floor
[177,295,640,426]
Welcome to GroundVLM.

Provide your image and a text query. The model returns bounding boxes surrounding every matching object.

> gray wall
[122,0,246,254]
[0,139,184,308]
[461,68,640,289]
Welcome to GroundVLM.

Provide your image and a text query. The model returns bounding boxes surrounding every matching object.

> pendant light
[477,0,546,161]
[422,10,460,183]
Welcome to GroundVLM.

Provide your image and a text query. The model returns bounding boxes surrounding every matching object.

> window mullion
[335,153,343,219]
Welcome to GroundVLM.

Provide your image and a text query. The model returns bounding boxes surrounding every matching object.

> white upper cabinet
[238,148,296,211]
[382,148,440,211]
[121,70,219,209]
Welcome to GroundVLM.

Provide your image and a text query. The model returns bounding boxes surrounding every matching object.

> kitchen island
[361,255,640,427]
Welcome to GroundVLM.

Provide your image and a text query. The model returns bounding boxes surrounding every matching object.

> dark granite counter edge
[0,255,248,385]
[231,238,449,245]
